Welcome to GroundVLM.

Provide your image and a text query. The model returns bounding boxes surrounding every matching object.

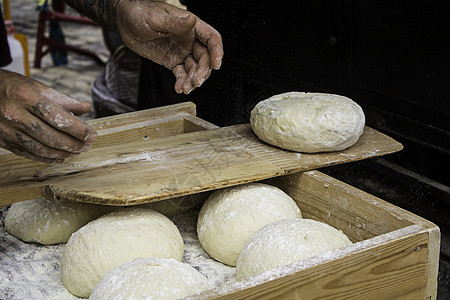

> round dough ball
[236,218,353,280]
[61,207,184,298]
[197,183,301,266]
[89,258,211,300]
[5,198,112,245]
[250,92,365,153]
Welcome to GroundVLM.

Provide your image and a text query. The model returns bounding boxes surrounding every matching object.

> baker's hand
[116,0,223,94]
[0,70,97,164]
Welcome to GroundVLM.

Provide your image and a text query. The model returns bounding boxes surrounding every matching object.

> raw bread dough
[197,183,302,266]
[236,218,353,280]
[89,258,211,300]
[61,207,184,298]
[5,198,112,245]
[250,92,365,153]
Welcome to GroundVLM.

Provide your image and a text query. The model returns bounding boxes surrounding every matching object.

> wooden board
[0,121,402,206]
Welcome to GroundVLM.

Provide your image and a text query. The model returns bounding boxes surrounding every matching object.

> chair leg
[33,4,104,68]
[33,11,47,69]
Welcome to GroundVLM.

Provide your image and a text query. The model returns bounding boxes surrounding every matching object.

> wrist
[112,0,123,32]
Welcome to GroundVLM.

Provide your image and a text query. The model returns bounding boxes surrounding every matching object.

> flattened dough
[236,218,353,280]
[89,258,211,300]
[5,198,112,245]
[250,92,365,153]
[61,207,184,298]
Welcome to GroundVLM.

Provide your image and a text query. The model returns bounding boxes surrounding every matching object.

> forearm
[64,0,122,32]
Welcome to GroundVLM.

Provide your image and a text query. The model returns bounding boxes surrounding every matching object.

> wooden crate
[193,171,440,300]
[0,102,439,298]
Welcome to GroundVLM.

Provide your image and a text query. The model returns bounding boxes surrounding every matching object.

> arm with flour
[64,0,223,95]
[0,70,97,163]
[0,4,96,163]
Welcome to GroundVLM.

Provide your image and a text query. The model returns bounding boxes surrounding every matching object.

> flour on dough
[89,257,211,300]
[61,207,184,298]
[197,183,301,267]
[236,218,353,280]
[5,198,112,245]
[250,92,365,152]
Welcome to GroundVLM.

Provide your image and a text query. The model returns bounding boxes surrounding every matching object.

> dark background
[139,1,450,297]
[191,0,450,297]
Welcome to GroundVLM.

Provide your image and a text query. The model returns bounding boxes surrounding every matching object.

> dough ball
[250,92,365,153]
[5,198,111,245]
[89,258,211,300]
[197,183,301,266]
[61,207,184,298]
[143,192,208,216]
[236,218,353,280]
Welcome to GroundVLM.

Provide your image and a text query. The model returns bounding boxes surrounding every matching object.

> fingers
[173,65,188,94]
[0,140,65,164]
[194,19,223,70]
[40,88,92,116]
[192,40,212,85]
[0,129,76,164]
[35,93,97,144]
[2,97,96,163]
[173,41,212,94]
[23,117,92,153]
[0,71,96,164]
[0,109,91,161]
[173,59,198,95]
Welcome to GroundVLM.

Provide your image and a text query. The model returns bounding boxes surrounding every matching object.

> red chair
[33,0,104,68]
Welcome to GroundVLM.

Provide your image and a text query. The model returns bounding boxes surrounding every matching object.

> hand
[116,0,223,94]
[0,70,97,164]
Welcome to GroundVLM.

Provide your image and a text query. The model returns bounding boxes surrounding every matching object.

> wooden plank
[87,101,196,129]
[197,228,432,299]
[0,102,196,177]
[267,171,440,299]
[267,171,415,241]
[92,115,185,148]
[27,124,402,206]
[0,114,186,184]
[181,113,219,132]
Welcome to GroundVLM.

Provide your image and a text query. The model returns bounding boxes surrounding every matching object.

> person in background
[0,0,223,163]
[91,0,188,118]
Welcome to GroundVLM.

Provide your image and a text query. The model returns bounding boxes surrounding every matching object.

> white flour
[0,209,236,299]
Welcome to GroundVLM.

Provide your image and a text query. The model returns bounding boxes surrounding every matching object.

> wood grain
[1,123,403,206]
[0,101,403,207]
[0,102,197,184]
[200,230,430,300]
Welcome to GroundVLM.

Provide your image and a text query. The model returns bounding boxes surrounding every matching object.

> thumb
[153,8,197,36]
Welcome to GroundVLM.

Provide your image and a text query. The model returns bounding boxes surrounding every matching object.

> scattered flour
[0,207,421,299]
[0,209,235,299]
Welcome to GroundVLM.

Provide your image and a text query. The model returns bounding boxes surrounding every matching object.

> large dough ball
[5,198,111,244]
[61,207,184,298]
[250,92,365,153]
[236,218,353,280]
[89,258,211,300]
[197,183,301,266]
